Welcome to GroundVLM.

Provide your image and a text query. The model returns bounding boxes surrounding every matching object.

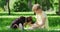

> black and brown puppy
[10,16,26,29]
[10,16,35,29]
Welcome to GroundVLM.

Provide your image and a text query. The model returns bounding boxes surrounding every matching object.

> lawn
[0,16,60,32]
[0,12,60,32]
[0,11,57,16]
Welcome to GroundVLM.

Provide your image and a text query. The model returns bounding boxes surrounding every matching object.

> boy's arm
[41,17,46,26]
[23,22,28,27]
[40,13,47,27]
[35,17,46,27]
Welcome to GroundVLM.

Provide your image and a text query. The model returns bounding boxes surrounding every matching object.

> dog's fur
[26,17,35,27]
[26,17,35,24]
[10,16,26,29]
[10,16,35,29]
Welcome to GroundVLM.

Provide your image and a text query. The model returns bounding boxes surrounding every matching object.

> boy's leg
[24,23,37,30]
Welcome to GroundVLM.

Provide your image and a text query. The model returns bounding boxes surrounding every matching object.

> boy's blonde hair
[32,4,41,11]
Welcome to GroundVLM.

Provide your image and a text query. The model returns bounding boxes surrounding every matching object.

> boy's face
[34,9,40,13]
[32,6,38,13]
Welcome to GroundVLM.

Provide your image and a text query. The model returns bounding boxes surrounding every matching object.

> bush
[13,1,30,12]
[0,8,4,12]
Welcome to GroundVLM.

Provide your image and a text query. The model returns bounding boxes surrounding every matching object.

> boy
[25,4,49,30]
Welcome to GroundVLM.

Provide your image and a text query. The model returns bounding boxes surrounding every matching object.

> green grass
[0,16,60,27]
[0,12,60,32]
[0,12,57,16]
[0,12,33,15]
[0,13,58,16]
[48,17,60,27]
[0,16,60,28]
[0,27,60,32]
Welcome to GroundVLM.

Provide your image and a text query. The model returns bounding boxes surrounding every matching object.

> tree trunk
[56,0,60,15]
[46,0,50,10]
[35,0,37,4]
[28,0,32,10]
[58,0,60,14]
[8,0,10,15]
[4,0,10,15]
[59,0,60,12]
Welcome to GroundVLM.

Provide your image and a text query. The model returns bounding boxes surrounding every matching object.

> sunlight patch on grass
[0,16,60,18]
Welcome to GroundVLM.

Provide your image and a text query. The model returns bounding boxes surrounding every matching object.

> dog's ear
[26,16,32,22]
[28,16,32,20]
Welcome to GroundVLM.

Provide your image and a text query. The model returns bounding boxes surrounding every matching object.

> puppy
[11,16,35,29]
[10,16,26,29]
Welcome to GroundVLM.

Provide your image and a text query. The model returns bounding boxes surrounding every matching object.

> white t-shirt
[36,11,46,26]
[35,11,49,29]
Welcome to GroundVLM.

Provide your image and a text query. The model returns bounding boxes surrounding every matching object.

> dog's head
[26,16,32,22]
[26,16,35,24]
[19,16,26,24]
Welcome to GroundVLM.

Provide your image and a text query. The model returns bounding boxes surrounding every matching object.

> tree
[56,0,60,15]
[0,0,6,11]
[28,0,32,11]
[8,0,10,15]
[4,0,10,15]
[7,0,10,15]
[35,0,37,4]
[57,0,60,15]
[50,0,54,10]
[46,0,50,10]
[13,0,30,12]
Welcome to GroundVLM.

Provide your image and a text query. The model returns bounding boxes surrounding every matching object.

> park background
[0,0,60,32]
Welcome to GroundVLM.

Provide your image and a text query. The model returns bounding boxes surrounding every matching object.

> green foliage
[32,17,36,22]
[0,0,59,12]
[44,0,52,11]
[0,0,6,8]
[0,0,6,11]
[0,8,4,12]
[13,0,30,12]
